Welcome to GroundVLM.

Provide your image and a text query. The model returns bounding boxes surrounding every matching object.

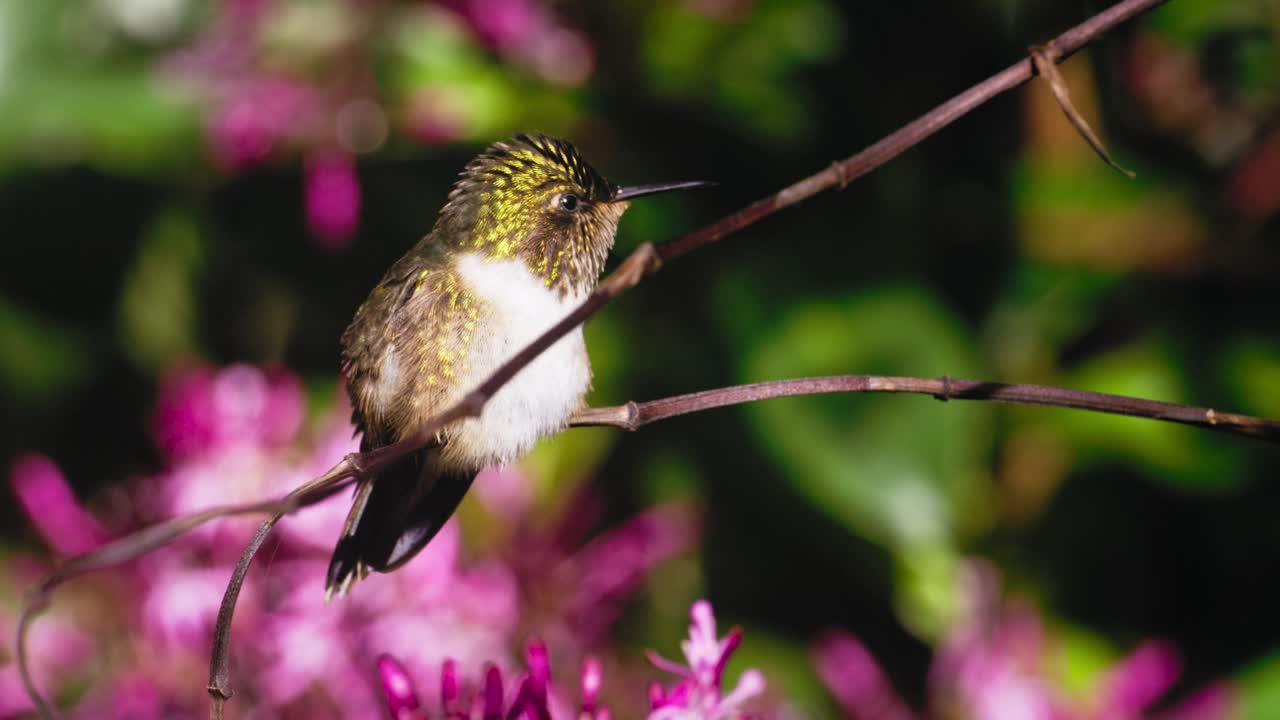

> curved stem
[208,515,281,720]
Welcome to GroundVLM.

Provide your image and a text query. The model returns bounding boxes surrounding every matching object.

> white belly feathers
[441,253,592,470]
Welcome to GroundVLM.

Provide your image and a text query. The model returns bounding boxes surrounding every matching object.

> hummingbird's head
[434,133,710,296]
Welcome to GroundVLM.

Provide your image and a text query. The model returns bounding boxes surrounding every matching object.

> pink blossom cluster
[3,362,1241,719]
[813,561,1237,720]
[3,362,695,718]
[647,600,766,720]
[165,0,595,249]
[375,599,765,720]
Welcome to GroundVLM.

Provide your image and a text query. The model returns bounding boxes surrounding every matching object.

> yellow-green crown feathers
[431,133,628,295]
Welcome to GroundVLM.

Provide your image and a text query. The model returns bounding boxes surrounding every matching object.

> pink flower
[10,453,107,556]
[208,77,321,171]
[376,641,611,720]
[7,362,699,718]
[0,613,94,717]
[152,364,304,460]
[1093,640,1181,719]
[443,0,548,51]
[566,501,700,644]
[439,0,593,86]
[812,632,914,720]
[139,564,228,649]
[305,150,362,249]
[378,654,422,720]
[647,600,766,720]
[813,560,1238,720]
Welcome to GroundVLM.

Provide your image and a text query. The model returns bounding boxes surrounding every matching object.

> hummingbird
[326,133,710,598]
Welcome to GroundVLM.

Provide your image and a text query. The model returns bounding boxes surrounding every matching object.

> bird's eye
[558,193,580,212]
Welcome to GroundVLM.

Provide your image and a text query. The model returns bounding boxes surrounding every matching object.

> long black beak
[611,180,716,201]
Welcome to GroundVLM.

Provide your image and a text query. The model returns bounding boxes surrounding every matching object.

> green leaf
[1147,0,1275,44]
[1222,337,1280,419]
[640,0,841,141]
[0,296,89,404]
[1045,624,1123,699]
[740,287,992,550]
[117,209,204,371]
[1236,651,1280,720]
[1058,341,1244,492]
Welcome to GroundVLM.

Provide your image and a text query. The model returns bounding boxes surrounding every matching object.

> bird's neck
[436,221,616,301]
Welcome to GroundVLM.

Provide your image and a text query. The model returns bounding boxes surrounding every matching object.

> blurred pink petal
[208,77,321,171]
[305,150,361,249]
[580,656,603,713]
[152,366,218,459]
[510,640,552,719]
[473,465,535,520]
[0,666,34,717]
[258,367,307,447]
[568,502,698,639]
[1156,682,1237,720]
[440,658,461,715]
[153,364,305,459]
[140,564,228,649]
[813,631,915,720]
[969,672,1058,720]
[378,654,422,720]
[1095,640,1181,718]
[443,0,548,51]
[108,674,163,720]
[483,664,504,718]
[0,613,95,714]
[258,610,364,705]
[154,451,274,541]
[10,453,107,556]
[365,608,514,699]
[527,27,594,87]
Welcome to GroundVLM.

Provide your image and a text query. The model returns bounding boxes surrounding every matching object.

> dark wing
[328,241,479,597]
[339,251,419,446]
[339,241,465,447]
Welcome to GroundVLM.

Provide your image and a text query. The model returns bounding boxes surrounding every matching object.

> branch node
[830,161,850,190]
[1206,408,1219,426]
[1032,40,1062,65]
[344,451,366,479]
[607,242,662,292]
[934,375,954,402]
[623,401,642,431]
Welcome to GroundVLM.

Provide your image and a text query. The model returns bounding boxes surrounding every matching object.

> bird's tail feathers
[325,450,473,600]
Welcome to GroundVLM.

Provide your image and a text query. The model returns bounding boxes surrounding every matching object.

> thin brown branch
[16,457,359,719]
[206,458,361,715]
[386,0,1174,473]
[569,375,1280,441]
[1030,43,1137,178]
[208,516,278,720]
[657,0,1167,261]
[17,498,296,719]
